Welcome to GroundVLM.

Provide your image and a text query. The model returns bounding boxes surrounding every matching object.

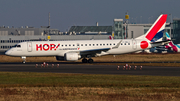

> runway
[0,63,180,76]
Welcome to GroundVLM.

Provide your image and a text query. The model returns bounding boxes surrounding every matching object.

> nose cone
[5,50,11,56]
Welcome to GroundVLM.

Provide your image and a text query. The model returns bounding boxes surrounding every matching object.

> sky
[0,0,179,31]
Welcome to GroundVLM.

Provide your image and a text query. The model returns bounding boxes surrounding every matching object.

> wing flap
[80,48,110,55]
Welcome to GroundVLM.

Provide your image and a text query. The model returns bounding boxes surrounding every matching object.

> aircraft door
[27,42,32,52]
[132,40,137,49]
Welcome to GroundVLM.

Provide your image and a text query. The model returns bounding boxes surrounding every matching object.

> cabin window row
[60,43,116,47]
[59,43,130,47]
[121,43,130,45]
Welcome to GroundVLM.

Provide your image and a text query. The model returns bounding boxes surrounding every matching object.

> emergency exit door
[132,40,137,49]
[27,42,32,52]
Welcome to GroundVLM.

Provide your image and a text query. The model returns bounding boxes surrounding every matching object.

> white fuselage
[5,39,153,57]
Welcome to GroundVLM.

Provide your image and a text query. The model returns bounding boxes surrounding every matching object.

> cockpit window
[17,45,21,47]
[12,44,21,48]
[12,45,17,47]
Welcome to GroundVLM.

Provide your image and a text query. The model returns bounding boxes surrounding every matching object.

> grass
[0,72,180,100]
[0,72,180,88]
[1,53,180,100]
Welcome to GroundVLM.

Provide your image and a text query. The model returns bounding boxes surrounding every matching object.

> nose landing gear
[21,56,26,63]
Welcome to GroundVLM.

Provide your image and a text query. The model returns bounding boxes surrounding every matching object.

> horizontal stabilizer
[150,40,171,45]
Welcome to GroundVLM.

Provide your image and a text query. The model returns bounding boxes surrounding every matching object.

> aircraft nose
[5,50,11,55]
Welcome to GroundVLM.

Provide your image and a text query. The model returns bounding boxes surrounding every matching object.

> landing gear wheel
[21,56,26,64]
[88,59,93,63]
[82,58,88,63]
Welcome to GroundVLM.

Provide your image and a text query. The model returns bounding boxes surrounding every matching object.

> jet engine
[56,53,81,61]
[64,53,81,61]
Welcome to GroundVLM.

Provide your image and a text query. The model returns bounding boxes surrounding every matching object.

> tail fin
[165,32,173,50]
[165,32,171,41]
[164,32,179,52]
[109,35,114,40]
[137,14,167,42]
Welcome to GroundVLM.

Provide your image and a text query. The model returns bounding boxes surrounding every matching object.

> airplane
[149,45,170,53]
[109,35,114,40]
[5,14,169,63]
[165,32,180,52]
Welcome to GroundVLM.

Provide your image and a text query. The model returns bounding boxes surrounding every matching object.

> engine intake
[65,53,81,61]
[56,53,81,61]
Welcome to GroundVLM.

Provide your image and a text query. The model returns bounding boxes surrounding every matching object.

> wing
[79,40,122,56]
[66,40,122,57]
[80,48,110,56]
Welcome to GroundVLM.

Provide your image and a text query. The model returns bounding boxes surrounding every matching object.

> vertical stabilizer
[164,32,179,52]
[136,14,167,42]
[165,32,171,40]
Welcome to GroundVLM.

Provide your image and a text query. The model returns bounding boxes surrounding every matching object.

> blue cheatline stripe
[150,30,164,42]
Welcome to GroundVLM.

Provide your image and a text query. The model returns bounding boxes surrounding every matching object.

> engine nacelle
[64,53,81,61]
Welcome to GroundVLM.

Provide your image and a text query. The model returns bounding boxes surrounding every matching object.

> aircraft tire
[82,58,88,63]
[88,59,93,63]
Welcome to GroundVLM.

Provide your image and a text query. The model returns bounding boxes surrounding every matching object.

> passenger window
[89,44,91,46]
[61,45,63,47]
[125,43,126,45]
[103,44,105,46]
[128,43,130,45]
[81,44,83,46]
[96,44,98,46]
[93,44,95,46]
[100,44,102,46]
[107,44,108,46]
[69,44,71,46]
[85,44,87,46]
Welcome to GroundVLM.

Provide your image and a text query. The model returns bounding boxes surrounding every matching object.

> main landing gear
[82,58,93,63]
